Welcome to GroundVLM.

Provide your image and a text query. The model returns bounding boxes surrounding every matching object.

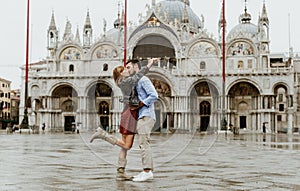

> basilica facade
[20,0,300,134]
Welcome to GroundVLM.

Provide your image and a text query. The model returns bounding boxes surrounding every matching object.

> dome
[106,26,135,43]
[106,28,122,41]
[155,0,201,30]
[228,22,258,37]
[113,18,122,29]
[227,7,258,38]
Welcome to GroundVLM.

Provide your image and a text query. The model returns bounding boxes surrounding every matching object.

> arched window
[200,61,206,70]
[98,101,109,115]
[103,63,108,71]
[276,87,287,111]
[69,64,74,72]
[200,101,211,115]
[238,61,244,69]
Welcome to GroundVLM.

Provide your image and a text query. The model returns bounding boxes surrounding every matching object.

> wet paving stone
[1,131,300,190]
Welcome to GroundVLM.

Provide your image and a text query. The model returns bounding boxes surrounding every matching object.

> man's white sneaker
[132,171,153,182]
[133,171,143,179]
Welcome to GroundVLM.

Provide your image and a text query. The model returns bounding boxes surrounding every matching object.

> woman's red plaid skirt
[119,106,138,135]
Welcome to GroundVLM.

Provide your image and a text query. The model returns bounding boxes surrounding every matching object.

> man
[126,58,158,182]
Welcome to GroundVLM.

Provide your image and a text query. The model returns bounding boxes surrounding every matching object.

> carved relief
[151,78,171,97]
[195,84,210,96]
[261,43,269,53]
[62,99,75,112]
[191,82,219,98]
[188,42,217,57]
[148,16,160,27]
[229,82,259,96]
[228,42,254,56]
[93,45,118,59]
[60,47,81,60]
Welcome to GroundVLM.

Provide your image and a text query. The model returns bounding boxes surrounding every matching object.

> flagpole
[221,0,227,135]
[123,0,127,66]
[20,0,30,129]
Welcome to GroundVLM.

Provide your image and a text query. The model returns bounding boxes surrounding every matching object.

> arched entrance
[238,101,248,129]
[273,84,289,133]
[200,101,211,131]
[87,82,112,131]
[228,82,260,130]
[51,85,78,131]
[98,101,110,131]
[150,77,171,132]
[190,81,219,132]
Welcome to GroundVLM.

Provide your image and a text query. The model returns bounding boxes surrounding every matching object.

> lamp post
[20,0,30,129]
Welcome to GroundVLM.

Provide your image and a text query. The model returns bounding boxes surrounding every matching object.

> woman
[90,58,158,180]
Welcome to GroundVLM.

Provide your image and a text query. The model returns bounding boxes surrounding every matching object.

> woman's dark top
[117,66,149,134]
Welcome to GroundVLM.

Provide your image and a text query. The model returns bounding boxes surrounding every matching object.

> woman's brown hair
[113,66,124,83]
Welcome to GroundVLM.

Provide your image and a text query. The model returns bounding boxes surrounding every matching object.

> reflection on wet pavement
[1,131,300,190]
[232,133,300,150]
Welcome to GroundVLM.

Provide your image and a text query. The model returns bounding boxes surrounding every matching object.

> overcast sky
[0,0,299,89]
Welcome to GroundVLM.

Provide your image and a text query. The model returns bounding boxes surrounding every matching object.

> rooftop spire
[49,10,57,30]
[182,3,189,23]
[120,7,125,26]
[84,9,92,29]
[240,0,251,23]
[63,19,73,41]
[182,0,190,6]
[75,25,81,44]
[260,1,269,24]
[218,3,226,31]
[114,1,122,28]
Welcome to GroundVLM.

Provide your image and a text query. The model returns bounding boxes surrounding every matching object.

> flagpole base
[20,108,29,129]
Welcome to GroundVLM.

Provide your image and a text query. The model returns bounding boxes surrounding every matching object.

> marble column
[166,114,170,131]
[287,108,293,134]
[174,113,178,129]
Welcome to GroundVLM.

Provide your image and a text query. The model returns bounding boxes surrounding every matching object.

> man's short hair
[126,59,141,69]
